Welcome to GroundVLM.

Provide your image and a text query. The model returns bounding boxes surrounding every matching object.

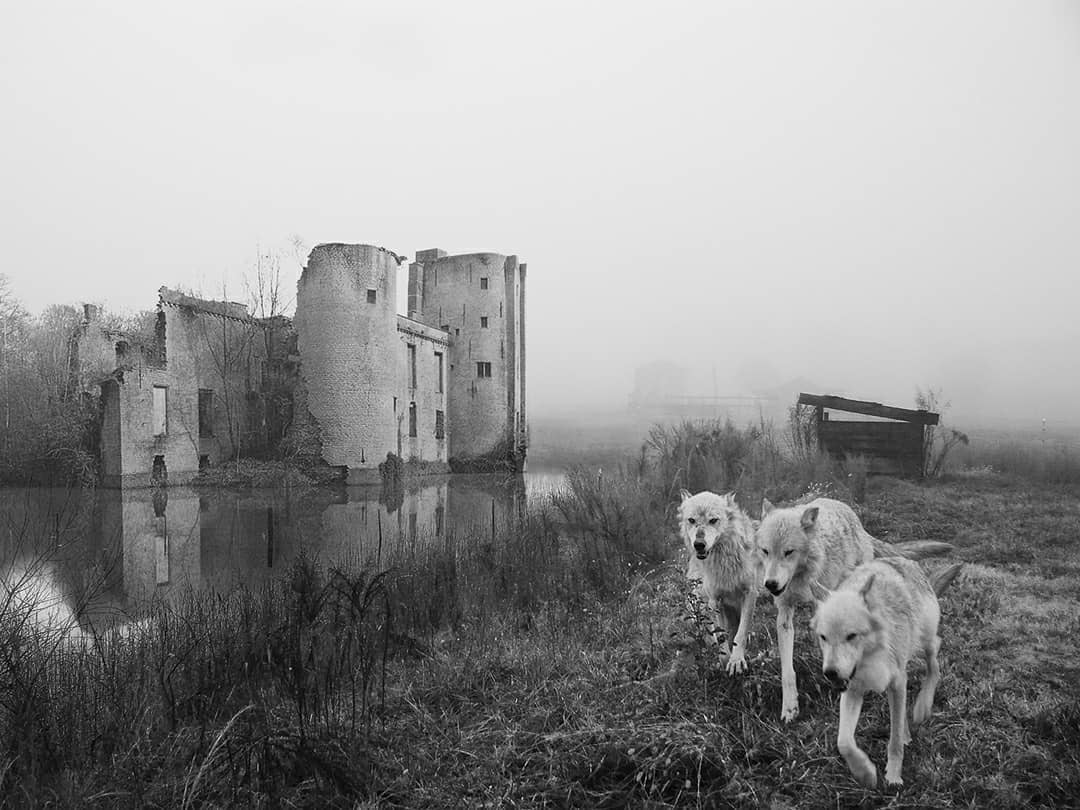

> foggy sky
[2,1,1078,426]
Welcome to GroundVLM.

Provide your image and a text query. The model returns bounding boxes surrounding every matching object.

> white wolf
[756,497,953,721]
[813,557,963,788]
[677,490,760,674]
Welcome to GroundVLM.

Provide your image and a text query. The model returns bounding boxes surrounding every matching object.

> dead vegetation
[1,420,1079,807]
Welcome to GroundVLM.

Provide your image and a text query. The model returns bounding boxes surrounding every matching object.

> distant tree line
[0,274,157,486]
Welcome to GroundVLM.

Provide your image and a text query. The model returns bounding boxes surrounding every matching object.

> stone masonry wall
[410,252,517,463]
[396,316,450,465]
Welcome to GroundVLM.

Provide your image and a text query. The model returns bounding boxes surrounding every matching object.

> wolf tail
[930,562,964,596]
[871,537,954,560]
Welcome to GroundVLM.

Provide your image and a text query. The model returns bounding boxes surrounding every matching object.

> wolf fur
[756,497,953,721]
[678,490,760,674]
[812,558,963,788]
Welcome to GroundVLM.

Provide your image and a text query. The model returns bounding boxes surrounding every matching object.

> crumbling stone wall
[87,290,274,486]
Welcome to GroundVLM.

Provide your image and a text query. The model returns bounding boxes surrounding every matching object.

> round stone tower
[294,243,401,476]
[408,250,526,467]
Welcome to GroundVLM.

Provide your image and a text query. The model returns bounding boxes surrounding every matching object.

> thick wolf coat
[755,497,953,721]
[813,558,963,788]
[678,490,760,674]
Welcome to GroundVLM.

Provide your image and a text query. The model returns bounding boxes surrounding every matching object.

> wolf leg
[707,598,728,655]
[777,601,799,721]
[913,634,941,726]
[725,589,756,675]
[885,678,909,786]
[838,689,876,788]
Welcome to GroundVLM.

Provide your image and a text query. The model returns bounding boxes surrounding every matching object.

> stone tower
[407,249,527,468]
[294,243,402,477]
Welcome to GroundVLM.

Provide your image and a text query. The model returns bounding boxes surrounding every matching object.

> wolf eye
[760,548,769,556]
[819,634,827,642]
[783,549,794,557]
[846,632,857,642]
[687,518,695,525]
[708,517,719,525]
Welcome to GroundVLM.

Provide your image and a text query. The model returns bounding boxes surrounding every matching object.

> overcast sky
[2,1,1077,425]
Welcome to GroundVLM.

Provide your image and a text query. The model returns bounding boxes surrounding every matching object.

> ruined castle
[77,244,528,486]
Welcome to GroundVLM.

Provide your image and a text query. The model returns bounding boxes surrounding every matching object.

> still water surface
[0,472,566,630]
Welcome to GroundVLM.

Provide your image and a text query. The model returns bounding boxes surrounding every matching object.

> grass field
[2,419,1079,808]
[361,471,1080,809]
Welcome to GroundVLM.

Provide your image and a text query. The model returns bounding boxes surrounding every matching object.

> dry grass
[3,420,1080,807]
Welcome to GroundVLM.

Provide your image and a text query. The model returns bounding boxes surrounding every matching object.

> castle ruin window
[435,351,444,393]
[480,316,489,329]
[152,386,168,436]
[480,277,489,290]
[476,362,492,379]
[367,289,377,304]
[409,401,417,437]
[198,389,214,438]
[435,409,445,439]
[408,343,417,389]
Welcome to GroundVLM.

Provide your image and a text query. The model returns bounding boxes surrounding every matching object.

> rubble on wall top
[311,243,407,265]
[158,287,252,321]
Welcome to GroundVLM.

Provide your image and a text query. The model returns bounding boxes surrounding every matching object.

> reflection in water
[0,473,563,623]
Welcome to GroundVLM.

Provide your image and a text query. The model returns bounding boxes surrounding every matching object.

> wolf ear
[800,506,820,530]
[809,579,831,605]
[859,573,876,603]
[761,498,775,517]
[679,489,692,502]
[723,491,737,506]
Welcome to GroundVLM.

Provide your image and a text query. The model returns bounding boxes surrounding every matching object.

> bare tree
[916,387,969,477]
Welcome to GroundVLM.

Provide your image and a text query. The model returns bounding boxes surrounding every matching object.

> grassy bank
[2,420,1079,807]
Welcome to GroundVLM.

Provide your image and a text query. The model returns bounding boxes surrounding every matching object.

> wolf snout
[764,579,785,596]
[695,528,705,541]
[823,667,850,691]
[823,668,848,690]
[693,540,707,558]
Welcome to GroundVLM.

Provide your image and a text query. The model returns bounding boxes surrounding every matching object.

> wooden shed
[797,393,939,478]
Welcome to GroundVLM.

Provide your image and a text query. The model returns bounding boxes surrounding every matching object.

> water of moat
[0,471,565,628]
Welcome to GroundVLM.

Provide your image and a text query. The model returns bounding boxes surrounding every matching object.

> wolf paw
[854,765,878,789]
[885,770,903,788]
[725,649,747,675]
[781,703,799,723]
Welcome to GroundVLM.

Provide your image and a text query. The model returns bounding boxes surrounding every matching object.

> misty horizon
[2,2,1078,428]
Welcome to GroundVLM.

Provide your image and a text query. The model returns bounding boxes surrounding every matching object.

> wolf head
[678,490,741,560]
[812,575,880,690]
[755,498,821,596]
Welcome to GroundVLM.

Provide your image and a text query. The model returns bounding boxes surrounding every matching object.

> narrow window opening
[434,352,444,393]
[152,455,167,484]
[480,277,488,290]
[407,344,417,389]
[367,289,377,304]
[435,409,445,440]
[152,386,168,436]
[409,401,417,437]
[198,389,214,438]
[476,362,492,379]
[480,316,489,328]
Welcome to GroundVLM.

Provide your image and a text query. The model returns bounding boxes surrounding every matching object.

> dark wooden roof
[797,393,939,426]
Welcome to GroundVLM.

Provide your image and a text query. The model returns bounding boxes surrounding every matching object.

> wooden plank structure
[797,393,940,478]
